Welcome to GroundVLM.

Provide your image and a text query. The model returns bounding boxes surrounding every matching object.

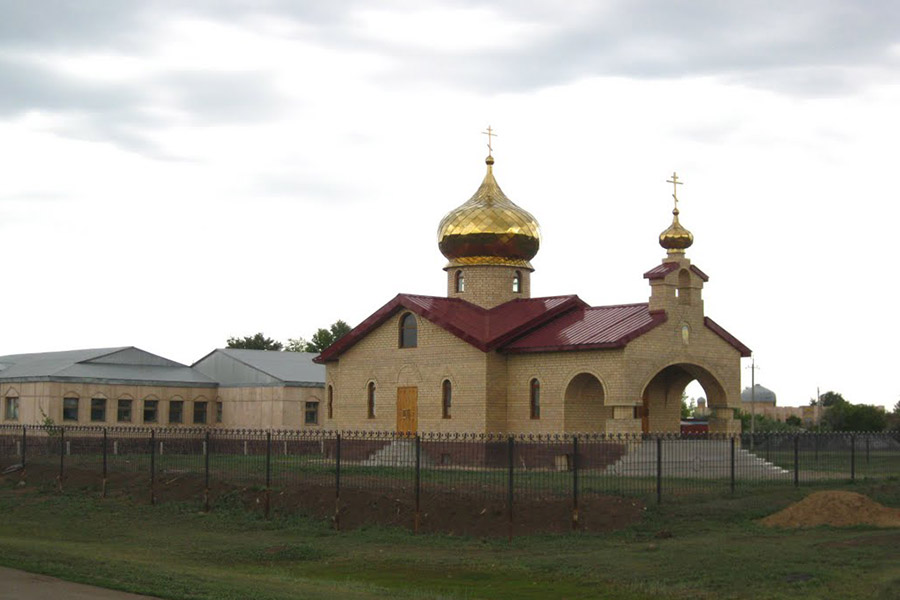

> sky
[1,0,898,409]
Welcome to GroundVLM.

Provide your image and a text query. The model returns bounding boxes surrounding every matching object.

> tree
[286,320,352,353]
[680,393,696,419]
[785,415,802,427]
[284,338,309,353]
[817,391,846,407]
[226,333,283,351]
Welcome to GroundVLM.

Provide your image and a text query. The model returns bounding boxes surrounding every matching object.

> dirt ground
[760,490,900,528]
[3,464,645,536]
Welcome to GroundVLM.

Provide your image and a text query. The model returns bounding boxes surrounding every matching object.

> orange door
[396,387,418,434]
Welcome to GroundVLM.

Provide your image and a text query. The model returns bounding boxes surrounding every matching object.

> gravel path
[0,567,162,600]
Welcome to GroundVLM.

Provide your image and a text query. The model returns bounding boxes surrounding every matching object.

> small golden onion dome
[659,206,694,254]
[438,156,541,269]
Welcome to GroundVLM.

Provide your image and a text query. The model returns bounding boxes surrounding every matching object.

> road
[0,567,162,600]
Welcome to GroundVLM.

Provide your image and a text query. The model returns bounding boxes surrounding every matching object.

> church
[316,148,750,435]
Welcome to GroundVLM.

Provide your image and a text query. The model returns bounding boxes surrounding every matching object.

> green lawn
[0,475,898,599]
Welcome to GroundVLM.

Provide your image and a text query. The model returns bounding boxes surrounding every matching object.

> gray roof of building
[192,349,325,385]
[0,347,217,387]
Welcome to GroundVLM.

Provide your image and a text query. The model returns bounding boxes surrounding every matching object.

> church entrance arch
[563,373,609,431]
[640,363,727,433]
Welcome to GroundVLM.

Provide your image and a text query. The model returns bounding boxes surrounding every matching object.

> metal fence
[1,426,897,535]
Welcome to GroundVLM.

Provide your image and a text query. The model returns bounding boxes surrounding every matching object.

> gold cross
[482,125,498,155]
[666,172,683,209]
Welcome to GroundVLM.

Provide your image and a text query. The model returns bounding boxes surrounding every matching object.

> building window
[143,400,158,423]
[305,402,319,425]
[530,379,541,420]
[442,380,452,419]
[399,313,417,348]
[169,400,184,424]
[4,397,19,421]
[90,398,106,422]
[367,382,376,419]
[63,397,79,421]
[513,271,521,293]
[193,401,208,424]
[327,385,333,419]
[215,401,223,424]
[117,399,132,422]
[455,270,465,293]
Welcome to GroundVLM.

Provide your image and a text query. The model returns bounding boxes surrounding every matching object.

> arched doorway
[640,363,727,433]
[564,373,608,431]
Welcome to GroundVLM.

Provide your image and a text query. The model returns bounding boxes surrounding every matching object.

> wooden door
[396,387,418,434]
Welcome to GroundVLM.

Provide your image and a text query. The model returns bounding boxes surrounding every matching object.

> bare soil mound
[761,491,900,528]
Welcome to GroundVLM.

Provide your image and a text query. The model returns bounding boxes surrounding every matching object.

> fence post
[414,434,421,534]
[150,430,156,505]
[265,431,271,519]
[334,433,341,531]
[507,435,514,542]
[57,426,65,492]
[204,430,211,512]
[730,435,736,495]
[21,426,27,477]
[656,436,662,504]
[850,434,856,482]
[793,434,799,487]
[102,428,108,498]
[572,436,579,530]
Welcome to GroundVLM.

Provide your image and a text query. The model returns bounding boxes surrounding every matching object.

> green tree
[680,393,695,419]
[785,415,802,427]
[226,333,283,351]
[286,320,352,353]
[817,391,846,407]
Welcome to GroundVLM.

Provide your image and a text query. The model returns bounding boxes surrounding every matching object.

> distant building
[735,383,822,426]
[0,347,324,429]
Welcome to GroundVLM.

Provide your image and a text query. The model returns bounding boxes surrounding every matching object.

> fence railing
[1,426,897,535]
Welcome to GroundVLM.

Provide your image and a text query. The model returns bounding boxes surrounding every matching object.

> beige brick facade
[325,252,745,435]
[0,381,219,427]
[446,265,532,308]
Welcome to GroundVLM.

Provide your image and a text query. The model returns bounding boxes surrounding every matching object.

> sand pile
[761,491,900,528]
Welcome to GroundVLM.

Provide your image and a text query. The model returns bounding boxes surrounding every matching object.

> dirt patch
[2,464,645,537]
[761,491,900,528]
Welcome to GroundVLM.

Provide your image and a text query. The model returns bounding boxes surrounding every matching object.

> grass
[0,474,898,599]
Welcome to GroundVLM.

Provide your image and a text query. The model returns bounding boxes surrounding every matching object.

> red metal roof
[315,293,750,362]
[314,294,587,362]
[642,262,709,282]
[643,262,679,280]
[704,317,752,357]
[501,303,667,353]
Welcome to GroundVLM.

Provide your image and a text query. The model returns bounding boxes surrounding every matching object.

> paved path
[0,567,162,600]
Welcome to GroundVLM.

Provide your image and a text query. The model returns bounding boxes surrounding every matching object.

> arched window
[442,380,452,419]
[327,385,334,419]
[455,270,465,293]
[367,382,376,419]
[512,271,521,293]
[530,379,541,420]
[399,313,418,348]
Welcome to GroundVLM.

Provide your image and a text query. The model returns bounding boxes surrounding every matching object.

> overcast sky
[1,1,898,409]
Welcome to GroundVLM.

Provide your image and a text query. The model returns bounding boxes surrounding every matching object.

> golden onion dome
[438,155,541,269]
[659,206,694,254]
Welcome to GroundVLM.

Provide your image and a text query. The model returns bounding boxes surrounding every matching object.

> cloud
[1,0,898,159]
